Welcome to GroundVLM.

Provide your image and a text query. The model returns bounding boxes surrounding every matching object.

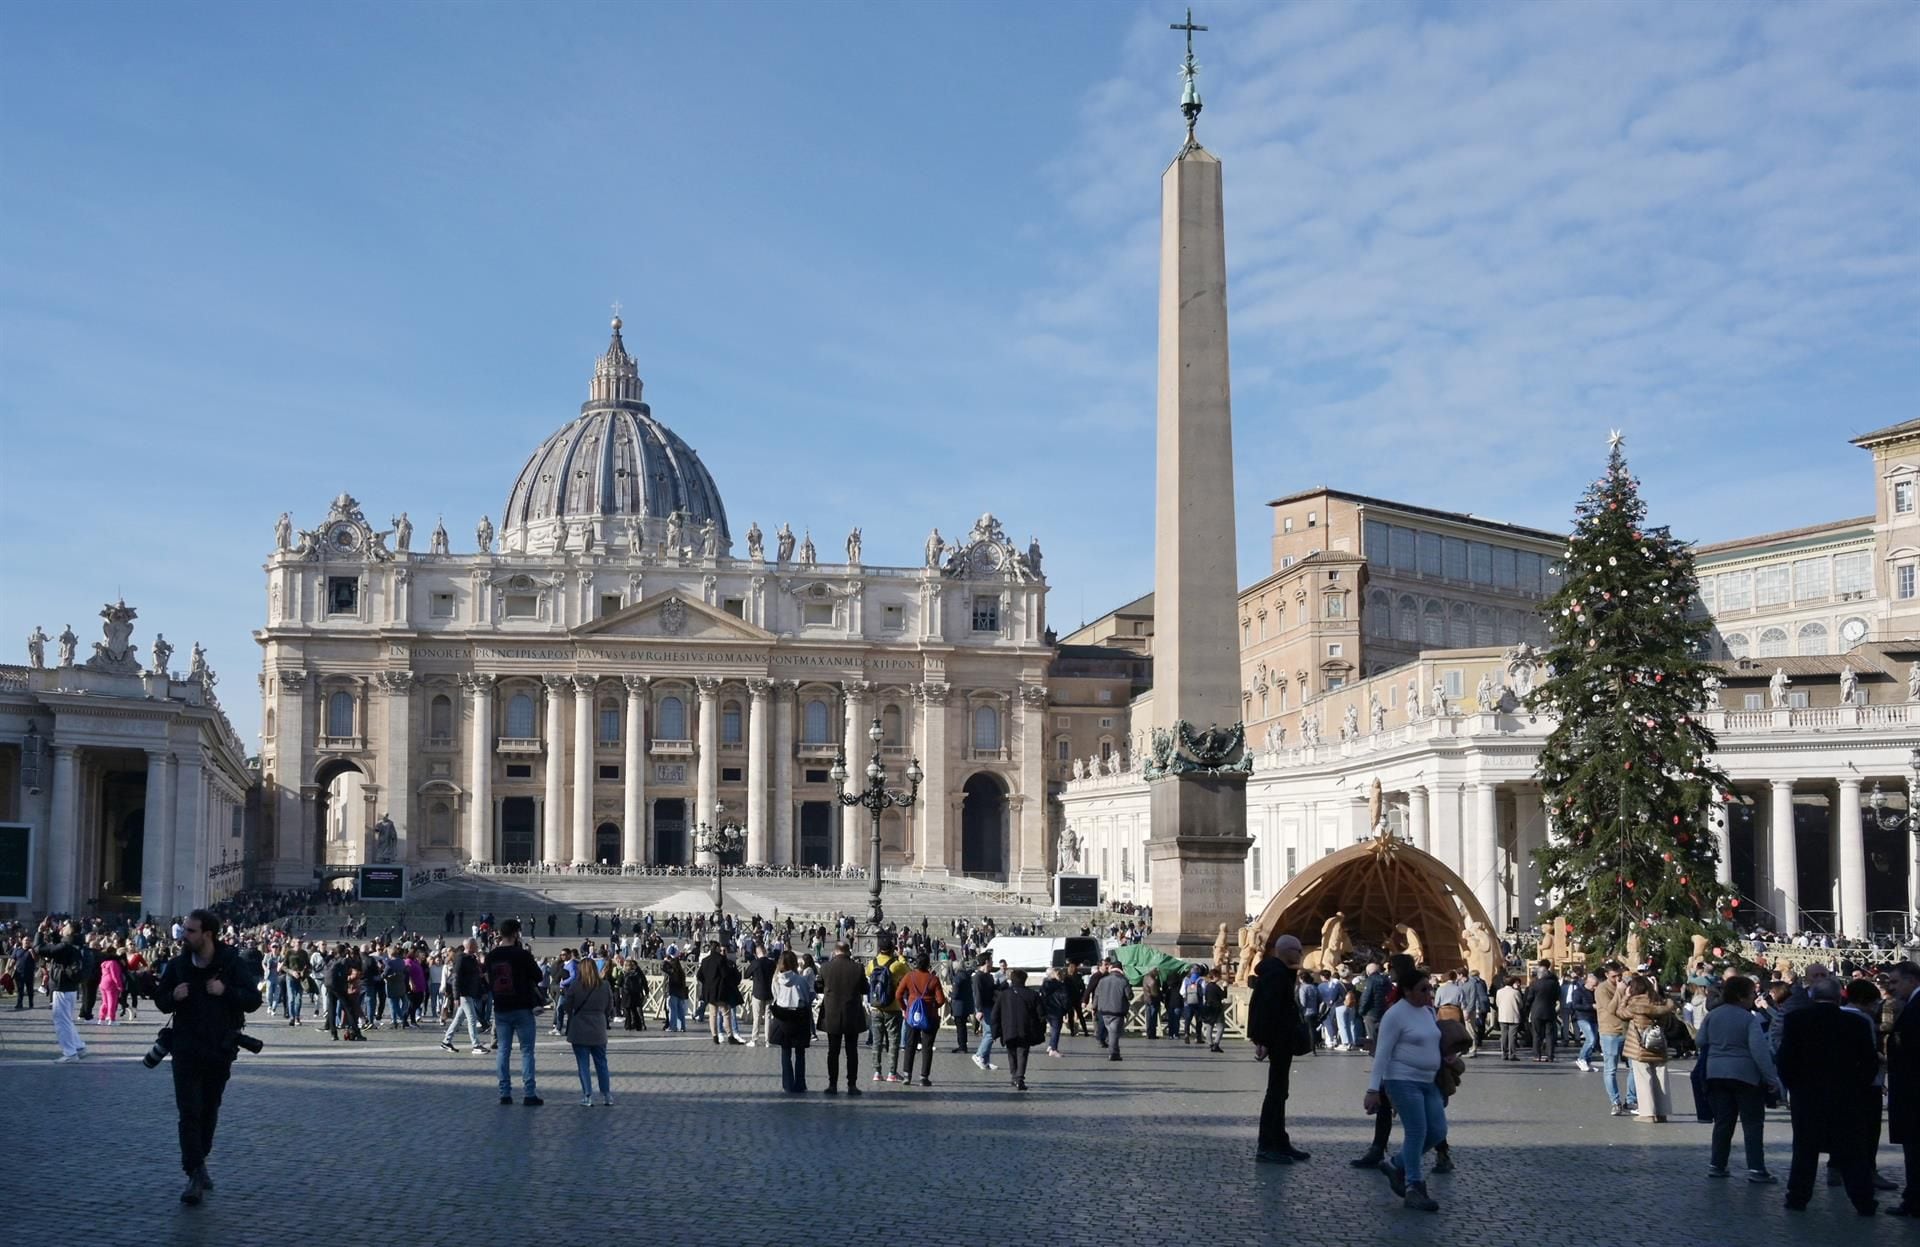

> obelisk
[1145,11,1253,961]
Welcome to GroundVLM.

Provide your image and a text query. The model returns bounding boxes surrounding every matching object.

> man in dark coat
[1777,978,1879,1215]
[817,943,868,1095]
[1885,962,1920,1217]
[948,958,974,1053]
[990,968,1043,1090]
[1249,934,1312,1165]
[1523,964,1561,1062]
[155,908,263,1205]
[697,943,742,1045]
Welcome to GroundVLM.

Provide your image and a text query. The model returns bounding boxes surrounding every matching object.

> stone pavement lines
[0,1009,1898,1247]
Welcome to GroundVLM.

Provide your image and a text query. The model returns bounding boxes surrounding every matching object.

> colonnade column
[1708,796,1733,889]
[380,671,412,863]
[47,745,79,914]
[1016,685,1049,884]
[622,676,647,866]
[274,667,310,878]
[1431,782,1462,877]
[1470,781,1499,923]
[746,679,770,865]
[1407,786,1430,853]
[840,680,871,868]
[171,749,205,916]
[1769,779,1799,934]
[772,682,796,865]
[542,676,567,864]
[1837,777,1866,941]
[916,682,950,877]
[141,749,175,913]
[695,677,720,865]
[572,677,596,863]
[466,676,494,862]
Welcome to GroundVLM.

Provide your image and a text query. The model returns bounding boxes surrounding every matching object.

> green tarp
[1115,942,1190,986]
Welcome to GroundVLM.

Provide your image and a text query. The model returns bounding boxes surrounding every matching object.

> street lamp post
[693,801,745,918]
[1869,749,1920,942]
[831,717,924,933]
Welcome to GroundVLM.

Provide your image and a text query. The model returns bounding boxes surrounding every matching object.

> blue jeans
[1047,1014,1063,1050]
[1600,1033,1635,1108]
[975,1019,995,1064]
[1144,1001,1160,1039]
[445,995,483,1047]
[667,996,687,1031]
[1576,1019,1599,1066]
[572,1043,608,1098]
[495,1008,538,1099]
[1384,1078,1447,1184]
[286,983,303,1023]
[779,1043,808,1092]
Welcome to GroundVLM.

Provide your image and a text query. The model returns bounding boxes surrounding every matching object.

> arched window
[430,801,452,845]
[1757,627,1789,658]
[721,700,743,744]
[326,691,354,738]
[657,696,687,741]
[1724,633,1750,660]
[1794,622,1828,656]
[1394,595,1418,642]
[599,698,621,744]
[1474,605,1495,646]
[265,708,276,739]
[1421,601,1444,647]
[1367,590,1390,637]
[802,699,831,743]
[1448,602,1471,648]
[506,693,536,738]
[429,695,453,740]
[973,704,1001,751]
[882,703,904,746]
[1498,611,1520,645]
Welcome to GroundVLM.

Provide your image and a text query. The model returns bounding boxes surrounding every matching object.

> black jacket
[453,951,484,999]
[1778,1001,1878,1132]
[1525,975,1561,1022]
[750,955,777,1002]
[971,968,998,1017]
[817,954,869,1037]
[482,942,543,1012]
[990,983,1044,1047]
[154,942,264,1062]
[1888,993,1920,1143]
[35,937,84,993]
[1246,958,1301,1050]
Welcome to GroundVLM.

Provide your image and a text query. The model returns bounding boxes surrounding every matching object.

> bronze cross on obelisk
[1171,8,1207,139]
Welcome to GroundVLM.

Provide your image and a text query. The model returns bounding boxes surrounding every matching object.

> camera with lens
[232,1031,264,1056]
[141,1026,174,1069]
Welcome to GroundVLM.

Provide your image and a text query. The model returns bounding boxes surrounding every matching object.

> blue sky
[3,0,1915,748]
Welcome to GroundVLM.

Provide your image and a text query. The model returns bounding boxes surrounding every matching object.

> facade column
[1769,779,1799,934]
[745,678,770,865]
[171,749,205,916]
[1015,685,1048,887]
[917,682,951,878]
[1709,797,1733,889]
[542,676,567,864]
[141,748,175,912]
[840,680,871,868]
[1407,785,1430,853]
[622,676,647,866]
[273,667,310,881]
[466,676,494,862]
[1431,782,1462,877]
[695,676,720,865]
[772,682,796,865]
[1470,781,1500,923]
[46,745,79,915]
[1837,777,1866,941]
[380,671,413,863]
[572,676,596,863]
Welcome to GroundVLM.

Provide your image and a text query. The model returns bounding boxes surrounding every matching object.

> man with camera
[34,920,87,1061]
[154,908,262,1206]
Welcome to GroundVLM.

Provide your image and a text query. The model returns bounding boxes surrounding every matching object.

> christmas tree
[1526,431,1737,974]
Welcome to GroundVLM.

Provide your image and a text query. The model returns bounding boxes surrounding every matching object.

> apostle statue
[701,518,718,559]
[578,523,594,556]
[664,510,682,555]
[1369,692,1385,734]
[1432,681,1449,717]
[189,642,208,681]
[1475,671,1496,710]
[373,814,397,863]
[1026,536,1043,576]
[1702,672,1723,709]
[799,531,816,566]
[776,523,796,563]
[1840,664,1858,705]
[1406,678,1421,721]
[150,633,173,675]
[845,526,862,564]
[552,523,570,554]
[1768,667,1790,708]
[1910,662,1920,704]
[1341,703,1359,740]
[746,521,764,560]
[57,625,78,666]
[476,515,494,554]
[1300,712,1320,745]
[274,511,294,552]
[627,521,643,556]
[924,528,944,568]
[391,512,413,552]
[26,625,48,669]
[430,517,450,555]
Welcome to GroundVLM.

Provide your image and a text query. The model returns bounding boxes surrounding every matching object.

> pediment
[575,592,774,643]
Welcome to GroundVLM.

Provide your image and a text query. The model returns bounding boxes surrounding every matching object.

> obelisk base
[1145,771,1251,962]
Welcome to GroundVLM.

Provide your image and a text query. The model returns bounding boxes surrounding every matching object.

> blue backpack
[868,961,895,1008]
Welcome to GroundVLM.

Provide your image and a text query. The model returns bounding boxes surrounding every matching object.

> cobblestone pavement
[0,1005,1892,1246]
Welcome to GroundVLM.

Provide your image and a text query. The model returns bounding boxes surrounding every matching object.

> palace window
[598,764,620,780]
[505,693,535,738]
[505,763,532,779]
[265,709,276,738]
[1324,593,1345,619]
[1723,633,1750,660]
[1834,552,1871,596]
[803,699,831,743]
[1792,558,1829,602]
[1744,694,1764,711]
[972,705,1001,751]
[326,691,354,737]
[721,700,743,744]
[1796,622,1829,656]
[1754,565,1790,607]
[429,695,454,741]
[1899,565,1917,600]
[882,704,904,746]
[504,594,538,620]
[1757,627,1789,658]
[1718,572,1752,611]
[1444,670,1464,698]
[657,696,687,741]
[803,601,835,627]
[599,699,621,745]
[1417,531,1442,577]
[1056,737,1070,762]
[1898,481,1915,515]
[882,603,904,630]
[724,597,745,618]
[1443,536,1468,581]
[430,592,455,619]
[1395,595,1418,643]
[1449,602,1471,648]
[430,802,452,846]
[1422,601,1444,646]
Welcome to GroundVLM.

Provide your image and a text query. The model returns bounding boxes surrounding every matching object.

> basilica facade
[256,320,1054,893]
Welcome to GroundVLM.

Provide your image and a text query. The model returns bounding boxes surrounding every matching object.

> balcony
[967,745,1009,764]
[317,735,364,752]
[496,738,543,755]
[425,736,457,752]
[650,739,694,757]
[797,742,841,761]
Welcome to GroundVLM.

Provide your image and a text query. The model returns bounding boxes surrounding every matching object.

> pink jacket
[99,959,124,992]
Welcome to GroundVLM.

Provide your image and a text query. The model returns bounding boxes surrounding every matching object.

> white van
[984,935,1105,979]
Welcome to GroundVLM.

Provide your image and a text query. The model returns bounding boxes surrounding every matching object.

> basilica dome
[501,319,730,553]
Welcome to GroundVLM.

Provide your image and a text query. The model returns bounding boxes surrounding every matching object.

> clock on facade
[1840,618,1868,648]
